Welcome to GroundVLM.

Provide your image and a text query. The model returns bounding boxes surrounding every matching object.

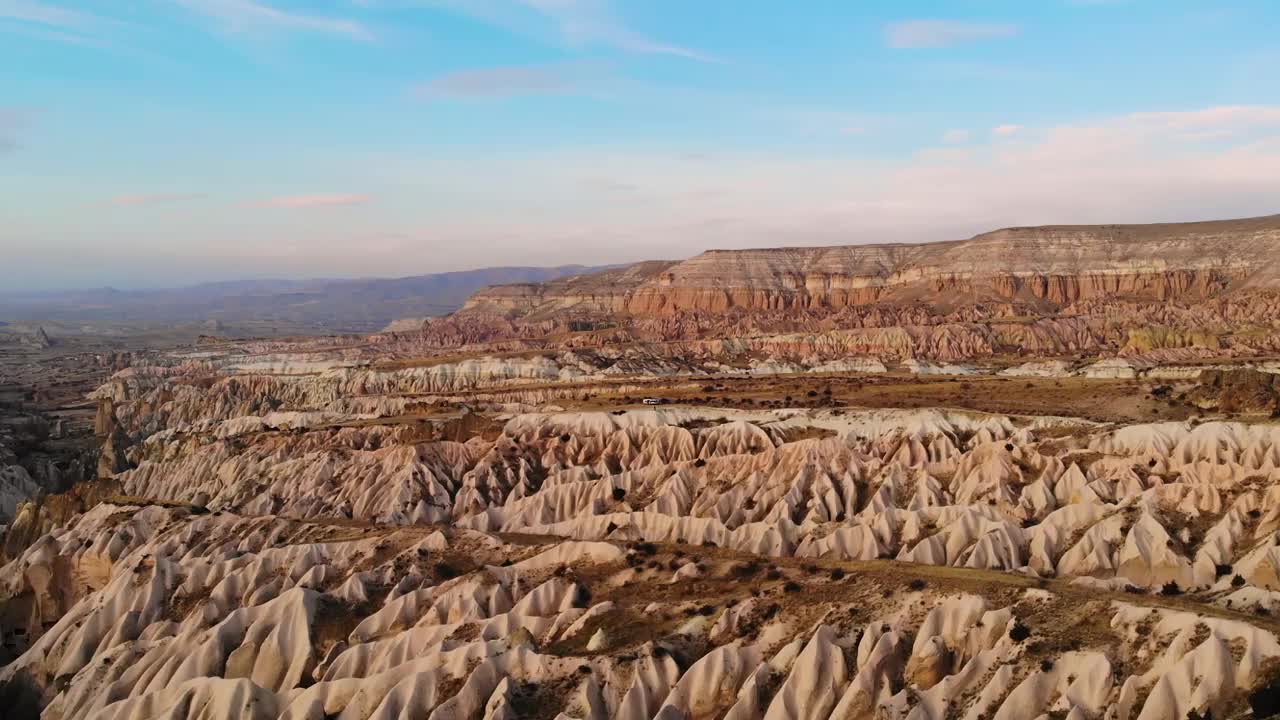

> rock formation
[466,215,1280,318]
[423,215,1280,364]
[4,496,1280,719]
[7,334,1280,718]
[13,214,1280,719]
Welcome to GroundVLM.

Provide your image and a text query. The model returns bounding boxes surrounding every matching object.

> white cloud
[1127,105,1280,133]
[871,106,1280,231]
[885,20,1018,49]
[15,105,1280,286]
[992,124,1023,137]
[942,129,971,143]
[0,0,128,47]
[430,0,715,61]
[0,0,95,28]
[357,103,1280,264]
[172,0,374,41]
[257,194,372,208]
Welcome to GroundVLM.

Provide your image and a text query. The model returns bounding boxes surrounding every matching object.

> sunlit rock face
[15,215,1280,720]
[469,216,1280,317]
[432,215,1280,362]
[4,499,1280,720]
[14,392,1280,718]
[13,362,1280,720]
[92,403,1280,596]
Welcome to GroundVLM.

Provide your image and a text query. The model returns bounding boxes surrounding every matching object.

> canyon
[10,214,1280,719]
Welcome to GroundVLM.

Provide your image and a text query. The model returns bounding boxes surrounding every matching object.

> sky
[2,1,1280,290]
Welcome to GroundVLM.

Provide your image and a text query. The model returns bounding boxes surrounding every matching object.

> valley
[9,216,1280,718]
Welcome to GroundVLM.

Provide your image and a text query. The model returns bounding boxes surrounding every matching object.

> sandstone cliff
[412,215,1280,362]
[464,215,1280,319]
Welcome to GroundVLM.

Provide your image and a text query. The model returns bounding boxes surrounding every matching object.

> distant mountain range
[0,265,612,334]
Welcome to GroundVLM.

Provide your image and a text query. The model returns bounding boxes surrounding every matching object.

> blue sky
[3,1,1280,290]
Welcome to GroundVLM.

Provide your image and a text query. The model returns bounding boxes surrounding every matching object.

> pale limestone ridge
[462,214,1280,318]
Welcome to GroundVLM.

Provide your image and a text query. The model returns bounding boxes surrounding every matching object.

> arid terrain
[11,216,1280,719]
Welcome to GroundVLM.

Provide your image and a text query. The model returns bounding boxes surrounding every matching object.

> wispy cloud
[257,194,372,209]
[992,123,1023,137]
[431,0,715,62]
[888,105,1280,228]
[942,128,971,143]
[419,65,575,98]
[0,0,96,28]
[885,20,1018,49]
[0,0,125,48]
[19,105,1280,289]
[522,0,713,61]
[112,193,205,207]
[388,103,1280,263]
[172,0,374,41]
[1127,105,1280,133]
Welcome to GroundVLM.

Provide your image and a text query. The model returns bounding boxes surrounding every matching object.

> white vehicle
[642,398,662,405]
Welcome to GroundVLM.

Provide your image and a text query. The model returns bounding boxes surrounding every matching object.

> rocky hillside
[424,215,1280,363]
[12,218,1280,720]
[462,215,1280,319]
[10,340,1280,718]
